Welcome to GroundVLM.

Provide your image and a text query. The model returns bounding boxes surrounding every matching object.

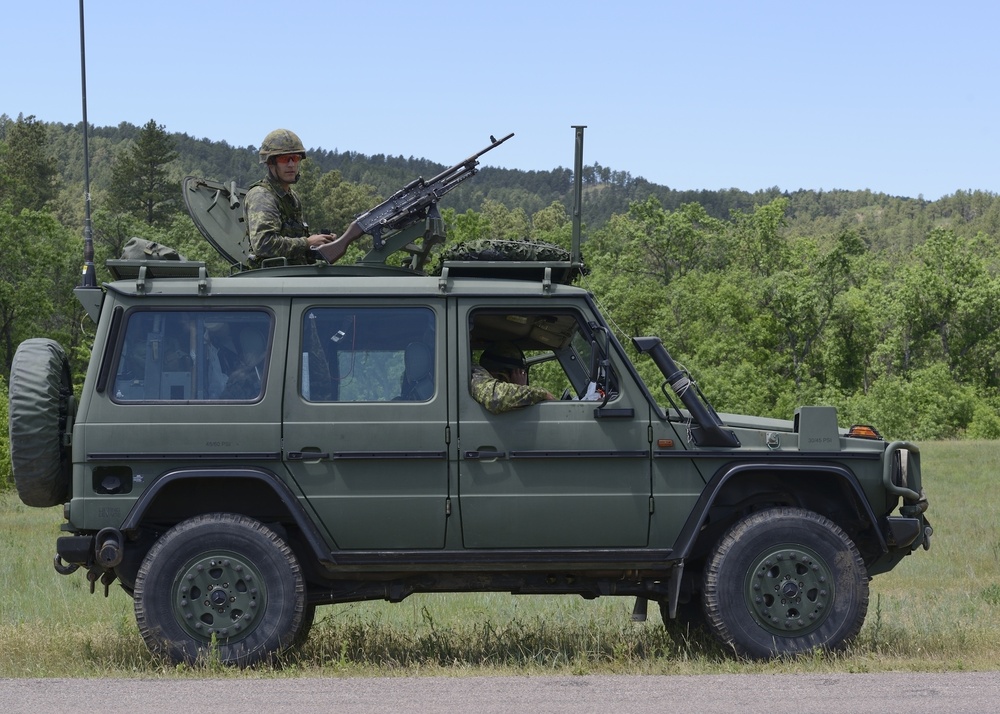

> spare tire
[8,338,73,507]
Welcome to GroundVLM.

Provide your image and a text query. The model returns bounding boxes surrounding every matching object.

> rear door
[282,299,449,549]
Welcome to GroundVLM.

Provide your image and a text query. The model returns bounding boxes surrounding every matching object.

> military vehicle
[7,129,931,666]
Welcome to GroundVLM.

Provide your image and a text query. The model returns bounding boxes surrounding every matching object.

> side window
[112,309,272,402]
[300,306,436,402]
[468,309,616,401]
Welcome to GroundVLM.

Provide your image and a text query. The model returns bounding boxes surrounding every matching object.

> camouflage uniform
[244,173,315,265]
[470,342,552,414]
[470,365,551,414]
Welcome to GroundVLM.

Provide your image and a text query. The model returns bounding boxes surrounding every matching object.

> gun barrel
[425,132,514,185]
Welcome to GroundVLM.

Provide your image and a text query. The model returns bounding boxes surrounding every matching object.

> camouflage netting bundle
[442,238,571,263]
[431,239,587,279]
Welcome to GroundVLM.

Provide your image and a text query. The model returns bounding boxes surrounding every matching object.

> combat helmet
[258,128,306,164]
[480,342,526,375]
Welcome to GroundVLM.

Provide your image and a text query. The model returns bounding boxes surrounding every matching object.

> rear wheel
[134,513,306,666]
[702,507,868,659]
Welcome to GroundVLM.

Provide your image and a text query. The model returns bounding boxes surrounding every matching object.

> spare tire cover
[8,338,73,507]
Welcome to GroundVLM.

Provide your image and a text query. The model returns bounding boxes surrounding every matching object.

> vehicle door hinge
[445,425,451,444]
[648,424,653,443]
[649,496,655,514]
[445,498,452,516]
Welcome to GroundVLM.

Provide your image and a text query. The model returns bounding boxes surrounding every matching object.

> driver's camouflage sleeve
[244,174,314,265]
[470,365,551,414]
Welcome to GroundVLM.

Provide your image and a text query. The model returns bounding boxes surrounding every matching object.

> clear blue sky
[4,0,998,200]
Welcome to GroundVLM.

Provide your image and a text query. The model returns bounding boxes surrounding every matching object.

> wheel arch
[673,461,887,568]
[120,467,334,568]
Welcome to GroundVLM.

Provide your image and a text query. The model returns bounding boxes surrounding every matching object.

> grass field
[1,440,998,677]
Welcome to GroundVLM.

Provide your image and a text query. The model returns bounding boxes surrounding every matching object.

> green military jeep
[8,169,931,667]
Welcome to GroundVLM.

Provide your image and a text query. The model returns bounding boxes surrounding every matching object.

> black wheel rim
[172,550,267,644]
[743,543,834,637]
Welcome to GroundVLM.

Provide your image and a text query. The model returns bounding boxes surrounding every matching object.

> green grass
[1,440,999,677]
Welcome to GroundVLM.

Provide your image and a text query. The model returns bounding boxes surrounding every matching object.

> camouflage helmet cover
[480,342,526,374]
[259,128,306,164]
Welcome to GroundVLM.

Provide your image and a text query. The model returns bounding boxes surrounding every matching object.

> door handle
[464,450,506,460]
[287,451,330,461]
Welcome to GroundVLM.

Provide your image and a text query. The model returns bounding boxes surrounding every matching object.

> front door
[455,300,651,548]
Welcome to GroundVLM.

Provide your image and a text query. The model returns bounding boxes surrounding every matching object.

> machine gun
[314,132,514,264]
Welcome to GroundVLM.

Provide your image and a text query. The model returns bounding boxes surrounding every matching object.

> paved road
[2,672,998,713]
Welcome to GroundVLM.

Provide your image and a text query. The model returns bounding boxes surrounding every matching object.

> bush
[0,375,10,492]
[966,400,1000,439]
[839,365,977,441]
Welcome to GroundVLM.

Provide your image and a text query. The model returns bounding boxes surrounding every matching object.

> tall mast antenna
[78,0,96,288]
[571,125,586,269]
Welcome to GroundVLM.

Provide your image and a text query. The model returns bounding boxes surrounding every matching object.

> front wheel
[702,507,869,659]
[134,513,306,666]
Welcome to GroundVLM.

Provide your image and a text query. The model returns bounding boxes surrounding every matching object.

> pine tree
[108,119,179,225]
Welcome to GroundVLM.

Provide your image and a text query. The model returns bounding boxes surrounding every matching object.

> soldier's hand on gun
[307,232,337,248]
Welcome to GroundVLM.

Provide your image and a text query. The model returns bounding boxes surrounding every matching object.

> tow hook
[53,554,79,576]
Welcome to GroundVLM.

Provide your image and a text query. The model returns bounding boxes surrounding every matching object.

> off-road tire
[134,513,306,666]
[8,338,73,507]
[702,507,868,659]
[292,603,317,648]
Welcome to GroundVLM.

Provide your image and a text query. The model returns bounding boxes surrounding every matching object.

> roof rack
[439,260,579,284]
[106,259,208,281]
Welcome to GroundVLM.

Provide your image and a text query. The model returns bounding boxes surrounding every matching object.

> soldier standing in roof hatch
[244,128,337,266]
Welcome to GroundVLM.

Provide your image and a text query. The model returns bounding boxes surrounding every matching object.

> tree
[298,165,381,238]
[479,200,530,241]
[0,210,67,372]
[296,162,383,263]
[108,119,179,225]
[0,114,60,212]
[729,197,790,278]
[529,201,572,249]
[587,198,729,289]
[894,229,1000,387]
[442,207,493,244]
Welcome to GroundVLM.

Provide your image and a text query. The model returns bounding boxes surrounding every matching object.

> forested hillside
[3,113,1000,451]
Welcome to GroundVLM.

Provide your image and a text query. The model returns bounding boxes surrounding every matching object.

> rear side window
[112,309,272,402]
[300,306,436,402]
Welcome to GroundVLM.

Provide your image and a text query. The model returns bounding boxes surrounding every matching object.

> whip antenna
[78,0,96,288]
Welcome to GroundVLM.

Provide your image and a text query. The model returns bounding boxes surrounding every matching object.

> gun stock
[313,220,363,264]
[313,132,513,264]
